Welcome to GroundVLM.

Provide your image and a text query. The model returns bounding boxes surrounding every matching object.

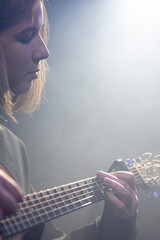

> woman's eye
[16,29,36,44]
[19,32,34,44]
[19,37,32,44]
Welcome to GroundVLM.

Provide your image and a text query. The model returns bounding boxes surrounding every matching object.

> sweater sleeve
[0,124,30,193]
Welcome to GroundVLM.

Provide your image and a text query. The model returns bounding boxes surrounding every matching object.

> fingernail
[104,177,112,184]
[96,170,104,176]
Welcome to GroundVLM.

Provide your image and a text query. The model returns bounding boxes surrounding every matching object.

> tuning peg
[147,193,153,199]
[147,191,160,199]
[153,191,160,197]
[125,159,132,165]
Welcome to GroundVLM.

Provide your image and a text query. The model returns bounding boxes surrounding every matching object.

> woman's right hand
[0,168,23,219]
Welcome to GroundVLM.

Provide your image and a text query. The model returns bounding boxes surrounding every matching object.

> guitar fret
[1,220,14,236]
[0,215,29,238]
[15,207,31,231]
[31,192,53,223]
[45,189,62,218]
[94,179,105,199]
[25,194,41,226]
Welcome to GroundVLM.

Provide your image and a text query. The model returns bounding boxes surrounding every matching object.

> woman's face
[0,1,49,94]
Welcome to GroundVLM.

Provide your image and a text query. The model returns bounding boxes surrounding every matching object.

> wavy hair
[0,0,48,121]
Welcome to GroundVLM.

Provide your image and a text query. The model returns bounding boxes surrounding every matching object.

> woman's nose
[33,36,50,64]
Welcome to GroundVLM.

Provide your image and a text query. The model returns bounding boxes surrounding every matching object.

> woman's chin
[10,81,33,95]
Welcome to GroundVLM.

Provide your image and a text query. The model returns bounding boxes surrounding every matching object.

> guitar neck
[0,177,105,239]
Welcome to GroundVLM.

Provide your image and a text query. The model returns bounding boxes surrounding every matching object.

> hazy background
[10,0,160,239]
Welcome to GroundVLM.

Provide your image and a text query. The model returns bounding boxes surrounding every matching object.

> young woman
[0,0,138,239]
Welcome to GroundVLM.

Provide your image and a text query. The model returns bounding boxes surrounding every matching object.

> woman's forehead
[5,1,43,35]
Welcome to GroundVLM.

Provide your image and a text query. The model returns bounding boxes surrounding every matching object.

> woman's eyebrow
[18,26,38,36]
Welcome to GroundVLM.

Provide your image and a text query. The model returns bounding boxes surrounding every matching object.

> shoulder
[0,124,30,193]
[0,123,29,170]
[0,123,26,150]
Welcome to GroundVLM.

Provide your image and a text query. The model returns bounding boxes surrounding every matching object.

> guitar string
[1,180,146,237]
[3,159,160,237]
[1,169,144,225]
[0,180,105,236]
[0,166,145,236]
[1,171,144,226]
[19,164,146,213]
[2,191,98,234]
[1,178,105,222]
[5,170,143,218]
[2,172,145,237]
[129,166,159,182]
[21,169,143,207]
[1,179,144,238]
[1,156,158,237]
[0,194,97,237]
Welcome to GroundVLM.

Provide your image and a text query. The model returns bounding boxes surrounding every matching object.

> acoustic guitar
[0,152,159,239]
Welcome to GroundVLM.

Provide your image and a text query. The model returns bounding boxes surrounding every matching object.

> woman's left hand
[96,171,138,219]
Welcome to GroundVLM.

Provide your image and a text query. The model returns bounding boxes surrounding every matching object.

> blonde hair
[0,0,48,121]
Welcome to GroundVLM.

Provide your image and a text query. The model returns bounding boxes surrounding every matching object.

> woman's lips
[28,69,39,74]
[27,69,39,79]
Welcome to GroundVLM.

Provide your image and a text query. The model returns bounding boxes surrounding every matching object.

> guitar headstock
[109,153,160,199]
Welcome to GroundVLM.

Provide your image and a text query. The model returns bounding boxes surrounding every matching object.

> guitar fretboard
[0,177,105,238]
